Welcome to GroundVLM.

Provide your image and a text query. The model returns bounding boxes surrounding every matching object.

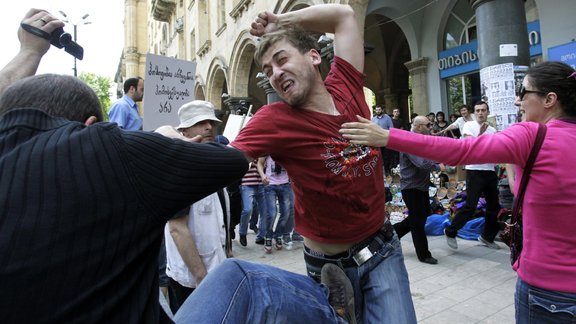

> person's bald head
[411,116,432,134]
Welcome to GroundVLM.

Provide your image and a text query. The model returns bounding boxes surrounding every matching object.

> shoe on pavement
[283,237,293,250]
[292,233,304,242]
[478,236,501,249]
[321,264,356,324]
[444,229,458,250]
[420,256,438,265]
[250,224,259,233]
[255,237,264,245]
[239,234,247,247]
[275,237,283,250]
[264,238,272,254]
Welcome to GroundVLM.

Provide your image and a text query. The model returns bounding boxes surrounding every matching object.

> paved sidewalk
[232,231,516,323]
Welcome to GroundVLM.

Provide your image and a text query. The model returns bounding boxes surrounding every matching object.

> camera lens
[59,33,73,46]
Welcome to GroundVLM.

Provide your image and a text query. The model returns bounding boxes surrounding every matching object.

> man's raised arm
[0,9,64,95]
[250,4,363,72]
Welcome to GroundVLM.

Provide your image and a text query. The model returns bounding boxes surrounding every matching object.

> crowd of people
[1,4,575,324]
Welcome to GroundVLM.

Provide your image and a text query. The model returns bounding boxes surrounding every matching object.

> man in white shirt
[441,104,476,138]
[443,101,501,250]
[164,100,230,311]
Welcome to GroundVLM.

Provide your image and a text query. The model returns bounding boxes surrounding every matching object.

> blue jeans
[174,259,344,323]
[264,183,294,239]
[515,277,576,323]
[239,185,266,236]
[304,233,417,323]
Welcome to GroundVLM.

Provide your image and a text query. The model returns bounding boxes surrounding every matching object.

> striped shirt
[241,161,262,186]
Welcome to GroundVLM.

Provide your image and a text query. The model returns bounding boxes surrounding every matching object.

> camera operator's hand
[0,9,65,96]
[18,9,64,57]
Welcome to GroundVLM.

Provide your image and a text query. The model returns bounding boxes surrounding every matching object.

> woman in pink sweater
[340,61,576,323]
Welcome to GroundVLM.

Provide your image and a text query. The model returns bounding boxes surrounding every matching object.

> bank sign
[438,21,541,79]
[548,41,576,69]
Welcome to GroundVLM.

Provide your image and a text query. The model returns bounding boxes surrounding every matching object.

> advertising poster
[142,53,196,131]
[479,63,517,130]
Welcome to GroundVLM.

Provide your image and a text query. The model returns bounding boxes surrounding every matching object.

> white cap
[176,100,221,130]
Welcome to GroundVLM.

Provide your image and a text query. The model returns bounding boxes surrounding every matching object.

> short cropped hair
[123,77,143,94]
[0,74,103,122]
[474,100,489,111]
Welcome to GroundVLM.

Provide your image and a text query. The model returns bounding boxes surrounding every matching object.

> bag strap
[510,123,547,223]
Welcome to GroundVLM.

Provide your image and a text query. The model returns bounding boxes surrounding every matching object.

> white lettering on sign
[438,50,478,70]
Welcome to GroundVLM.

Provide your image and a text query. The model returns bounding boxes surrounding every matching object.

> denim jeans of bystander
[515,277,576,323]
[264,183,294,239]
[239,185,266,236]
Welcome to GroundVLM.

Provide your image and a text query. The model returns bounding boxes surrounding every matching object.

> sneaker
[478,236,501,250]
[255,237,264,245]
[321,264,356,324]
[250,224,259,233]
[283,237,293,250]
[292,233,304,242]
[264,238,272,254]
[239,234,247,247]
[275,237,283,250]
[444,229,458,250]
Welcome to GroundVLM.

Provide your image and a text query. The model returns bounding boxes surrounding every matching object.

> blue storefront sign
[548,41,576,69]
[438,21,542,79]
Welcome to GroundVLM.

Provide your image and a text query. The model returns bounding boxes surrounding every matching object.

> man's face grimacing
[474,103,489,123]
[181,120,217,143]
[261,40,319,107]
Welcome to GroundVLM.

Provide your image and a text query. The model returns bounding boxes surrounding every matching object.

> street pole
[73,24,78,77]
[59,11,90,77]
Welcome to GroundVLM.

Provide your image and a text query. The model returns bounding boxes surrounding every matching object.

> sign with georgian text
[142,53,196,131]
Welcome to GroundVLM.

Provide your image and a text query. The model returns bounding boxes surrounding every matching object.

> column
[256,77,281,104]
[470,0,529,69]
[404,57,429,116]
[125,0,139,78]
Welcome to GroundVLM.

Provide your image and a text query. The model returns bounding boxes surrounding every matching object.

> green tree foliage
[78,72,112,119]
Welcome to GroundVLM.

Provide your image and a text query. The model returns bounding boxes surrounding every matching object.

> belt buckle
[352,246,374,266]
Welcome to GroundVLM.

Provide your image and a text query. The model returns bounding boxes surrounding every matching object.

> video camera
[20,23,84,60]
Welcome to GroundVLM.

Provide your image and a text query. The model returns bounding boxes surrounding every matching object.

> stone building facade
[117,0,576,124]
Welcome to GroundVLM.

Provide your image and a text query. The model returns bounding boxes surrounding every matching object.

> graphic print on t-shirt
[321,136,379,178]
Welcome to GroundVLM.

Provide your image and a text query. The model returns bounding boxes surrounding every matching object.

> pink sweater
[388,120,576,293]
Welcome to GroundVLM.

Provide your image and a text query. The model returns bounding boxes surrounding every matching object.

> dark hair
[526,61,576,117]
[458,104,471,112]
[254,28,319,67]
[123,77,143,94]
[0,74,103,122]
[410,112,419,120]
[436,111,445,119]
[428,112,435,117]
[449,113,458,119]
[474,100,489,111]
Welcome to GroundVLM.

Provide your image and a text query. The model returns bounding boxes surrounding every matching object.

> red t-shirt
[232,57,385,244]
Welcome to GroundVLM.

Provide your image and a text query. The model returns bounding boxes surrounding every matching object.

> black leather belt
[304,222,394,268]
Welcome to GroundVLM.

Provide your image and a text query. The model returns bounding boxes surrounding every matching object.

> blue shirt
[108,95,143,130]
[372,114,394,130]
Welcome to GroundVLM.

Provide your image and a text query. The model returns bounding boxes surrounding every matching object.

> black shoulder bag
[500,123,547,266]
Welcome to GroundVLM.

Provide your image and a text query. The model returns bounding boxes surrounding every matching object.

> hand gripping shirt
[232,57,385,244]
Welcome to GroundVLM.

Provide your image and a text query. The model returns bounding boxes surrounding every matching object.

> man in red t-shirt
[231,4,416,323]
